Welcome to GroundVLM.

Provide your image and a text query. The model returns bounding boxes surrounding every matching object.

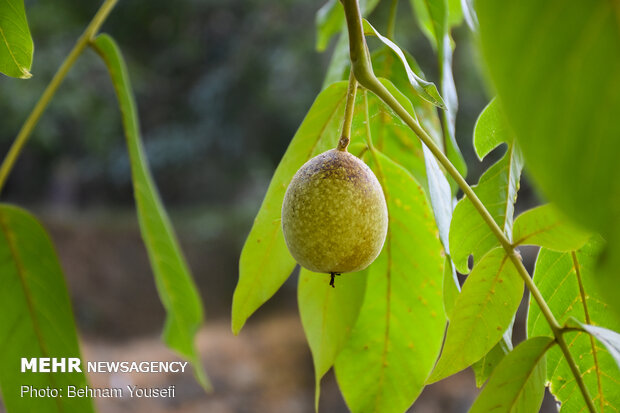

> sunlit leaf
[335,150,445,413]
[473,98,508,161]
[231,81,348,334]
[512,204,590,251]
[316,0,381,53]
[371,48,444,149]
[363,19,446,109]
[428,247,523,383]
[527,238,620,412]
[91,35,209,389]
[298,268,367,411]
[409,0,467,185]
[442,256,459,317]
[0,205,94,413]
[447,0,463,27]
[0,0,33,78]
[360,78,427,194]
[470,337,552,413]
[449,106,523,274]
[575,322,620,371]
[471,323,513,388]
[477,0,620,314]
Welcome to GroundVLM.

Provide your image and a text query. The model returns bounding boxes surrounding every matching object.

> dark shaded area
[0,0,550,412]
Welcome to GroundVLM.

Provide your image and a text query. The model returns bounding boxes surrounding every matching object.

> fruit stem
[338,72,358,151]
[340,0,596,410]
[329,272,341,288]
[0,0,119,195]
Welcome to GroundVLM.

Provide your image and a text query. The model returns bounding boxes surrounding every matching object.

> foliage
[0,205,93,413]
[1,0,619,412]
[0,0,32,78]
[234,0,620,412]
[91,34,209,389]
[0,1,208,410]
[476,0,620,315]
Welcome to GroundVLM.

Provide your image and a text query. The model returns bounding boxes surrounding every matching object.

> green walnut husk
[281,148,388,274]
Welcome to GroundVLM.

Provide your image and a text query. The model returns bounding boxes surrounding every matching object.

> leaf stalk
[340,0,596,411]
[0,0,119,194]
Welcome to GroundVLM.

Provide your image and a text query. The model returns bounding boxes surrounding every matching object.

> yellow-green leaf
[232,82,348,334]
[0,205,93,413]
[0,0,33,78]
[91,34,209,389]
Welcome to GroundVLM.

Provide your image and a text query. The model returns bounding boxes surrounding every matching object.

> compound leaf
[471,323,513,388]
[0,205,94,413]
[473,98,508,161]
[477,0,620,314]
[92,34,208,389]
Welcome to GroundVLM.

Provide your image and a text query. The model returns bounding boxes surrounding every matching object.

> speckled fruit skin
[281,149,388,274]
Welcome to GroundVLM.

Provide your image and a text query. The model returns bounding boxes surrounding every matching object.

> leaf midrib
[572,251,606,412]
[0,210,63,413]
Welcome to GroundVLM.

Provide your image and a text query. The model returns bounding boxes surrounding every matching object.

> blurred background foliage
[0,1,542,411]
[2,0,491,210]
[0,0,501,326]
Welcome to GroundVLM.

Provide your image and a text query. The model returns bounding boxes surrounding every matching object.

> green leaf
[409,0,467,184]
[372,53,459,316]
[473,98,509,161]
[363,19,446,109]
[576,323,620,371]
[360,78,428,194]
[298,268,367,411]
[0,0,33,79]
[0,205,94,413]
[512,204,590,251]
[315,0,344,52]
[91,35,209,389]
[477,0,620,314]
[527,238,620,412]
[371,48,444,149]
[335,150,445,413]
[471,329,513,388]
[449,129,523,274]
[423,143,460,317]
[322,31,350,89]
[447,0,463,27]
[411,0,448,51]
[439,34,468,191]
[316,0,381,53]
[232,82,348,334]
[443,256,459,317]
[469,337,553,413]
[428,247,523,383]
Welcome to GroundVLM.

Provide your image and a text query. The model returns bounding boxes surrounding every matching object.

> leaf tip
[19,68,32,79]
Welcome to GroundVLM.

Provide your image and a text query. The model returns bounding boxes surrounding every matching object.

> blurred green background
[0,0,545,412]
